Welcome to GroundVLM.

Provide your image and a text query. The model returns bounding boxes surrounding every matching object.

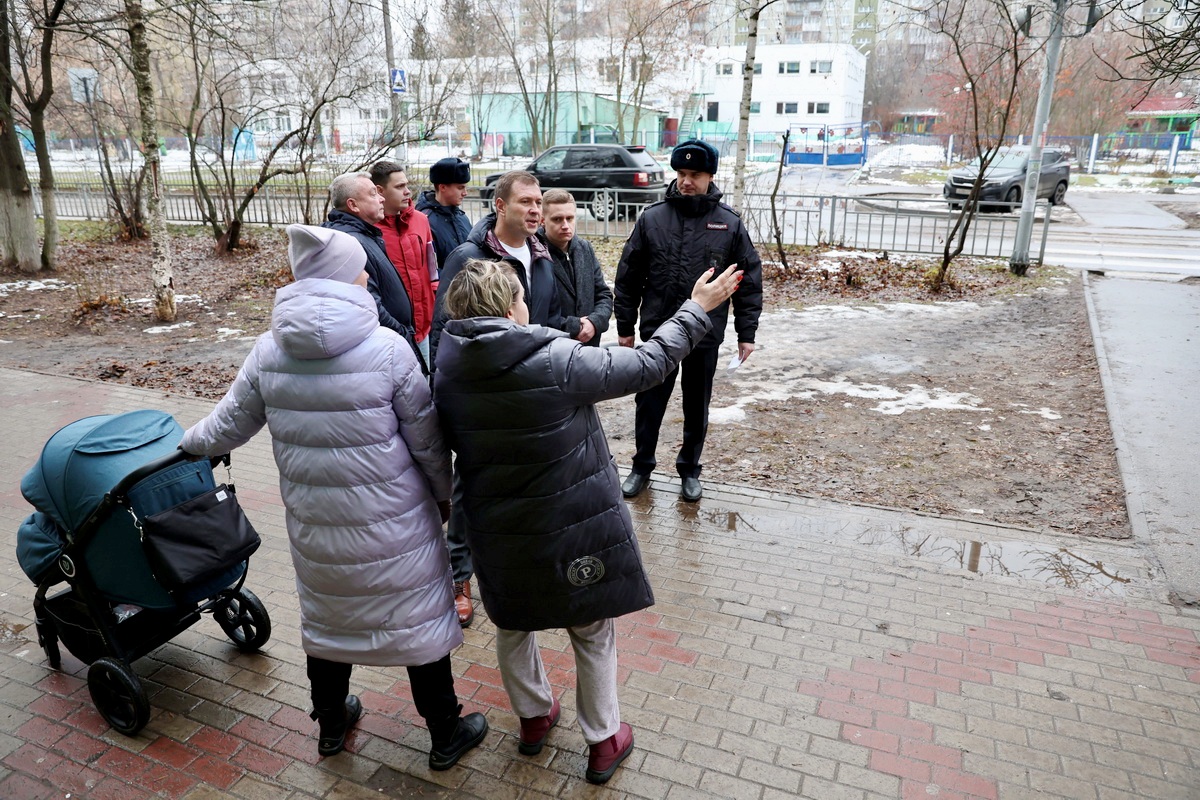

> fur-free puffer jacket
[181,279,459,666]
[433,301,712,631]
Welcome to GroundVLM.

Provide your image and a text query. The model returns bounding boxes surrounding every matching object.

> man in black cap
[417,157,474,272]
[613,139,763,503]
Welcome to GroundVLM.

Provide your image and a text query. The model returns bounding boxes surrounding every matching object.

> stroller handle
[109,450,230,498]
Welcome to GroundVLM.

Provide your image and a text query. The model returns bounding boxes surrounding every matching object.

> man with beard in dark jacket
[614,139,763,503]
[322,172,421,361]
[540,189,612,347]
[416,157,473,272]
[429,169,563,627]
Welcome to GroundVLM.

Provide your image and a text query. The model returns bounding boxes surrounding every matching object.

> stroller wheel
[88,657,150,736]
[214,588,272,652]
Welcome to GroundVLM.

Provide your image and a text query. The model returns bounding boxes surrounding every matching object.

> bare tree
[481,0,565,153]
[1120,0,1200,82]
[124,0,173,320]
[0,1,39,273]
[596,0,690,145]
[730,0,784,212]
[918,0,1039,290]
[3,0,68,272]
[863,40,935,132]
[162,0,458,250]
[1049,30,1142,136]
[442,0,501,157]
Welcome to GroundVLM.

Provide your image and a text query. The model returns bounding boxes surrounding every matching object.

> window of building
[810,60,833,74]
[359,109,372,120]
[717,63,734,75]
[375,108,388,119]
[776,101,799,114]
[778,61,801,74]
[807,102,830,114]
[599,56,619,82]
[754,62,763,74]
[750,101,761,114]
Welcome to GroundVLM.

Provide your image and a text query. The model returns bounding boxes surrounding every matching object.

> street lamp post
[1009,0,1066,275]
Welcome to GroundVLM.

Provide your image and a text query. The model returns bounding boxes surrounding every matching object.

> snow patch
[1016,406,1062,420]
[215,327,247,341]
[143,321,195,334]
[0,278,72,297]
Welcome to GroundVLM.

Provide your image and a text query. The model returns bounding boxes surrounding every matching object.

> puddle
[853,528,1133,595]
[630,490,1137,595]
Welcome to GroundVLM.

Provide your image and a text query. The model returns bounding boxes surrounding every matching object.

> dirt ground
[0,223,1128,540]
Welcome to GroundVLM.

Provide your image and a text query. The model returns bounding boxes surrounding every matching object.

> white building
[698,43,866,132]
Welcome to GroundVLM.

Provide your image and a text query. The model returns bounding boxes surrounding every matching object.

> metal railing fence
[36,180,1049,264]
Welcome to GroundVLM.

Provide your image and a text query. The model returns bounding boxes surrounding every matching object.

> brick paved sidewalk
[0,368,1197,799]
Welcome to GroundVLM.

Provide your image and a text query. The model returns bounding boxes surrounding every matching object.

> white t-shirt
[499,240,531,271]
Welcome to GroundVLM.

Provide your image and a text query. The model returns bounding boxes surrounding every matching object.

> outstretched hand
[689,264,743,313]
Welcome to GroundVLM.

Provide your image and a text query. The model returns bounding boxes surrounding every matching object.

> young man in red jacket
[371,161,437,368]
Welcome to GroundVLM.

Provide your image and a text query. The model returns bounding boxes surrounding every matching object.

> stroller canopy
[21,410,185,608]
[23,410,180,533]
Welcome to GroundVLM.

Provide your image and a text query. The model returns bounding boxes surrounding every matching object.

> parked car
[480,144,667,220]
[943,146,1070,211]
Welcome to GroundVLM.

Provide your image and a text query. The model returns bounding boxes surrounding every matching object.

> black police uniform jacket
[433,301,713,631]
[416,190,473,272]
[614,180,763,347]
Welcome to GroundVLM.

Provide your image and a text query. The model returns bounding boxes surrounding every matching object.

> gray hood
[271,279,379,360]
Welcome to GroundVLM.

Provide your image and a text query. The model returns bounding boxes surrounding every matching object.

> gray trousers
[495,619,620,745]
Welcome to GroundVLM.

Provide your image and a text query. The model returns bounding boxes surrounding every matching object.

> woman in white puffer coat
[181,225,487,767]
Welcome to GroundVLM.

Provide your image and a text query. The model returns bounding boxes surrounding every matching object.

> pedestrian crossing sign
[390,68,407,94]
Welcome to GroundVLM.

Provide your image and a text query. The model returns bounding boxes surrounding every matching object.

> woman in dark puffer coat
[433,258,741,784]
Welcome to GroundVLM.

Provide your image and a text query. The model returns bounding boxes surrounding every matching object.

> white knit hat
[287,224,366,283]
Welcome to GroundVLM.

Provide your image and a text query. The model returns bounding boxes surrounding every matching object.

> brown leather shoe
[454,580,474,627]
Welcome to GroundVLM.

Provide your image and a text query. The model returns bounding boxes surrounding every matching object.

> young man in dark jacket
[614,139,763,503]
[540,188,613,347]
[429,169,564,626]
[416,157,473,272]
[321,173,421,359]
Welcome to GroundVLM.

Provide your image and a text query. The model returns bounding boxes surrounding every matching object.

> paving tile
[1,368,1198,798]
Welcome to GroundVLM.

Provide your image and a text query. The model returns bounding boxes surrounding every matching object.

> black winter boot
[310,694,363,757]
[428,704,489,770]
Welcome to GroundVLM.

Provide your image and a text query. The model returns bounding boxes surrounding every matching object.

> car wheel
[589,190,617,221]
[1004,186,1021,211]
[1051,181,1068,206]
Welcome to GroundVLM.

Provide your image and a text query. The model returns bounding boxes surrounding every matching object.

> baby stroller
[16,409,272,736]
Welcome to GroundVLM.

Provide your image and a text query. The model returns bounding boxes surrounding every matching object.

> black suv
[481,144,666,220]
[944,146,1070,211]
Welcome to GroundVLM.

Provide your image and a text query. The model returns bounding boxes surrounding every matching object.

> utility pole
[380,0,404,159]
[79,76,105,167]
[1008,0,1066,275]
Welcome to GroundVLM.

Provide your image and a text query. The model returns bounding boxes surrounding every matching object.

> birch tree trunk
[731,0,778,213]
[0,2,39,273]
[125,0,175,321]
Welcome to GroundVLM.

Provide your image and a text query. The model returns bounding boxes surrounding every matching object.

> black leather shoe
[681,477,703,502]
[429,712,488,770]
[621,471,650,498]
[311,695,363,757]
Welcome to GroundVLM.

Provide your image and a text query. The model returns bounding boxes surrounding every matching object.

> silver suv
[944,146,1070,211]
